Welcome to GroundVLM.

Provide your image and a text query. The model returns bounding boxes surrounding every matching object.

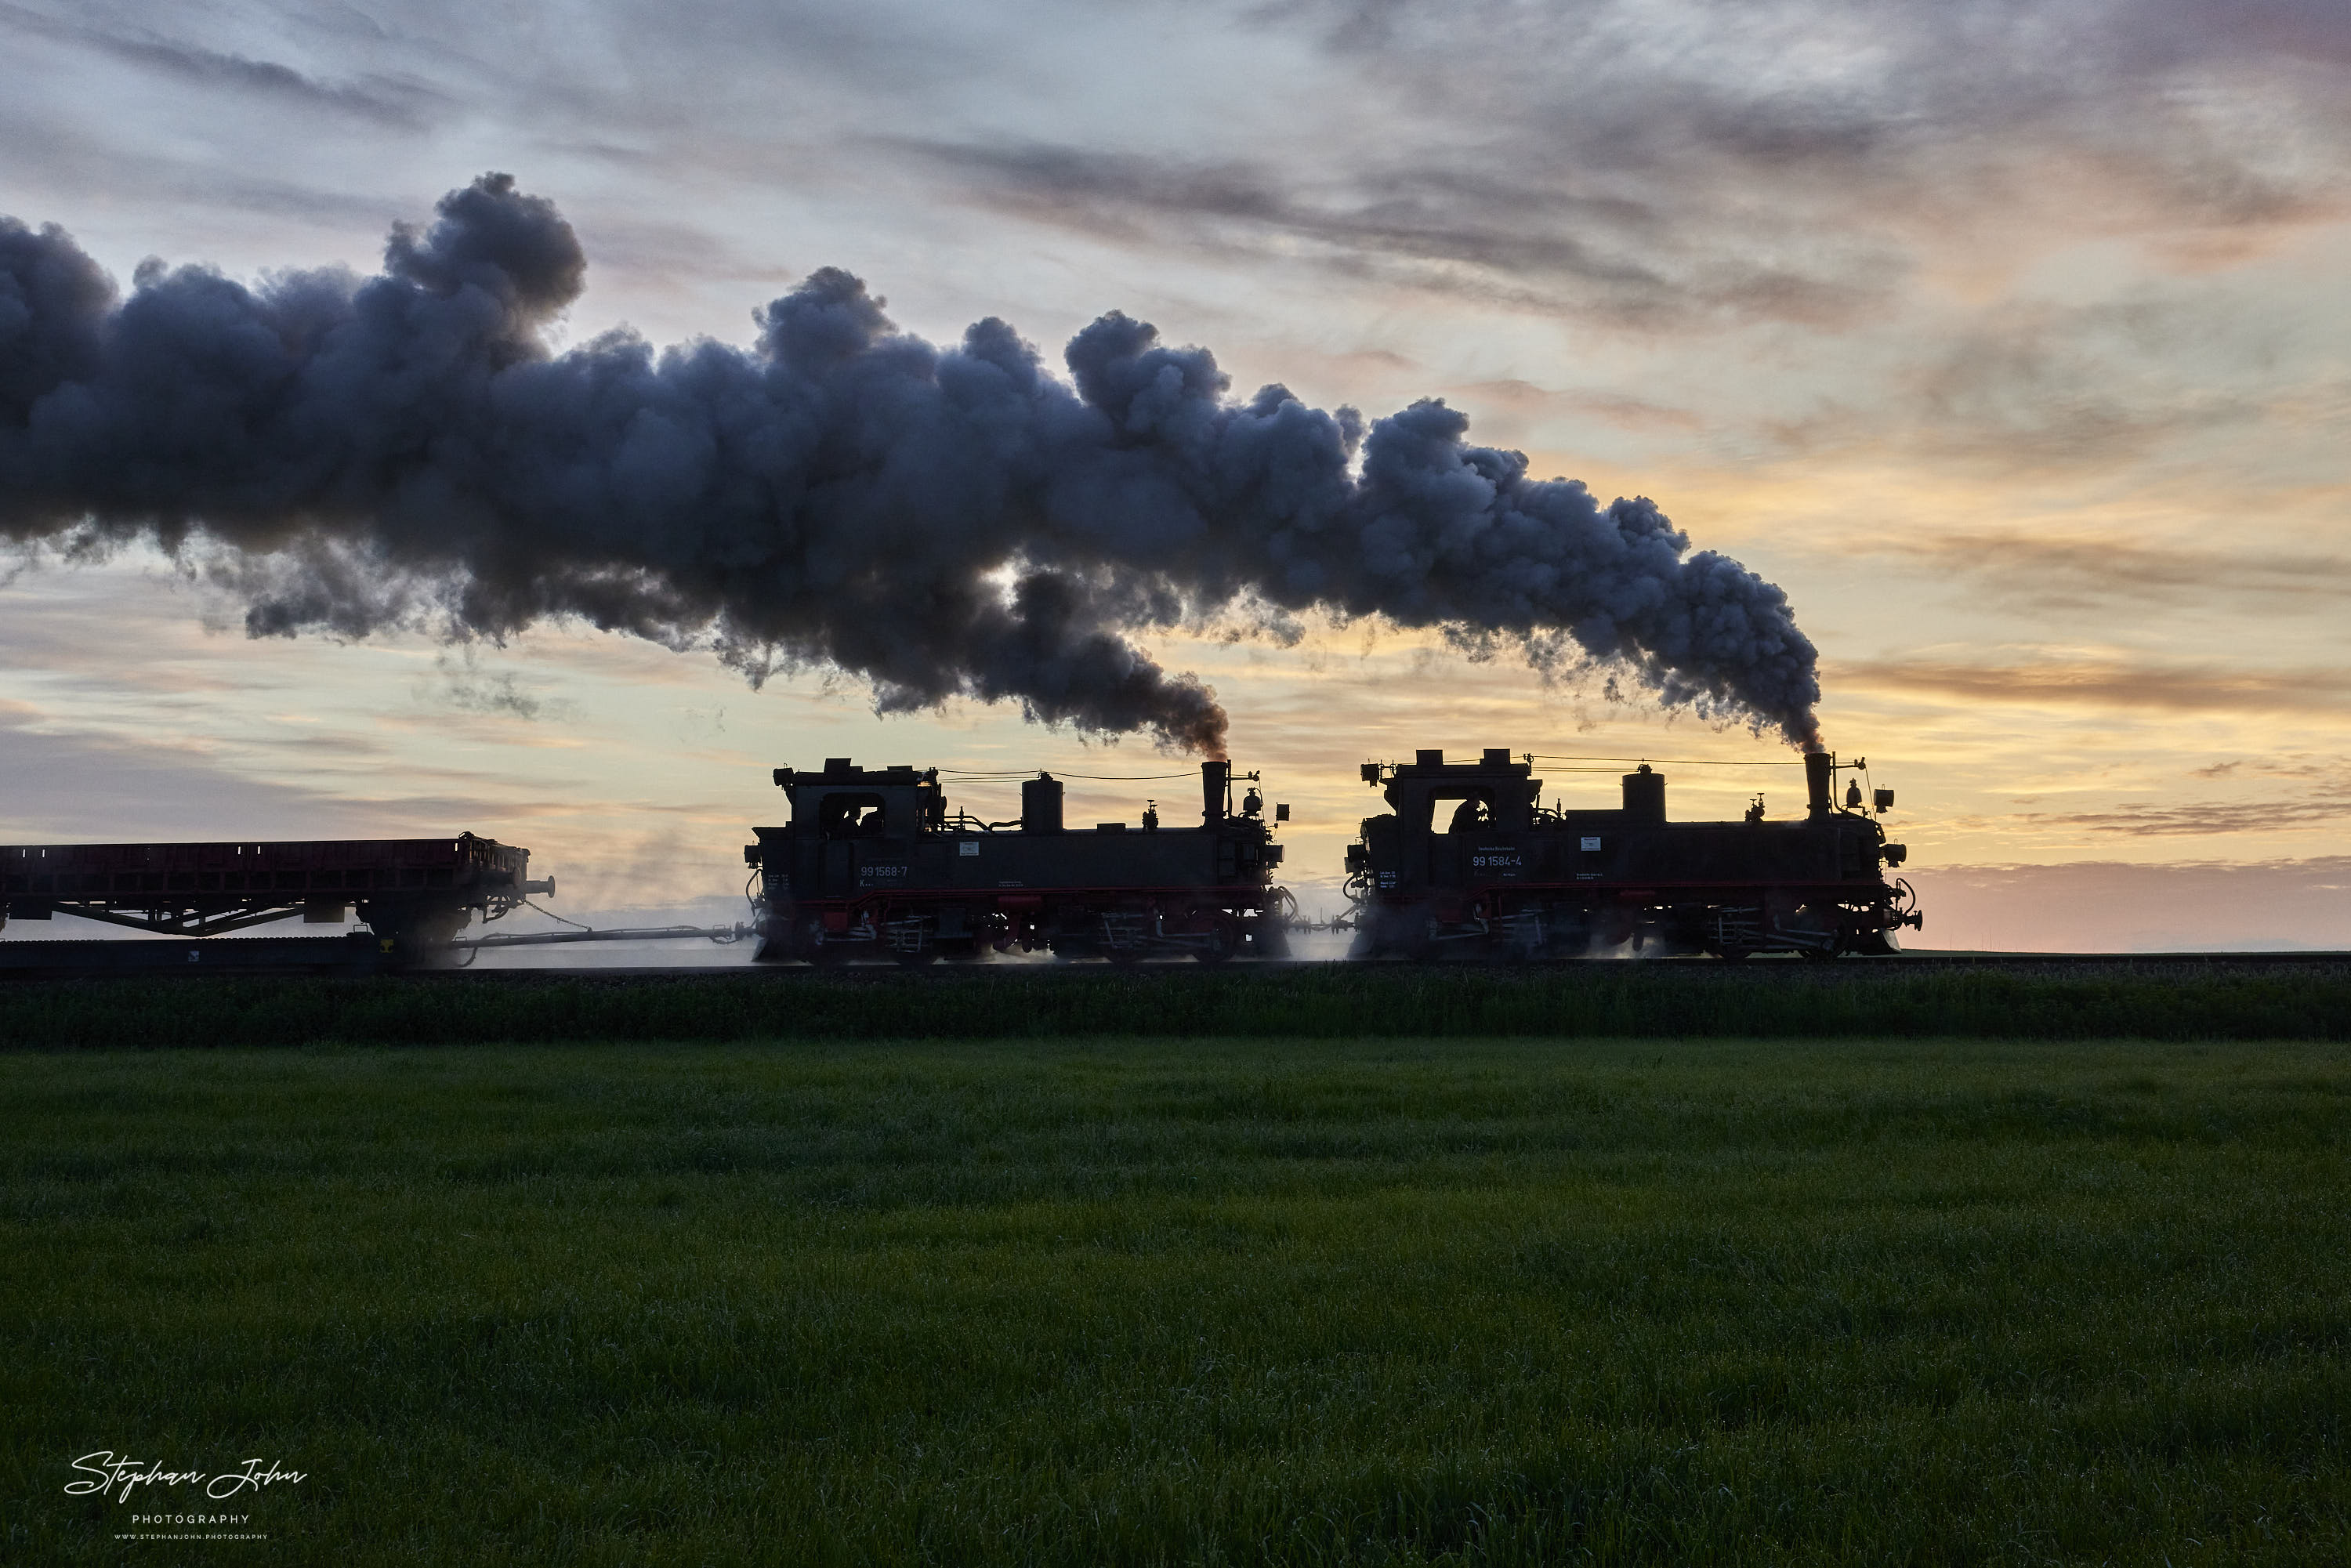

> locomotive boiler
[1346,748,1921,959]
[745,758,1290,963]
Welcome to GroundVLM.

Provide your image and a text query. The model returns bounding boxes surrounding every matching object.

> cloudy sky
[4,0,2349,949]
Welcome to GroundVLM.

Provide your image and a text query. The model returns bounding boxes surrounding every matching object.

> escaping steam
[0,174,1822,751]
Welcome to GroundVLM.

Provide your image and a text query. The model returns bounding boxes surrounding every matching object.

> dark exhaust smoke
[0,174,1823,751]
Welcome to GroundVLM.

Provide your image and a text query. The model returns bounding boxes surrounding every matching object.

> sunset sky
[5,0,2349,951]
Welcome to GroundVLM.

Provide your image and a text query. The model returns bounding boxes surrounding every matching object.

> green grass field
[6,1034,2349,1563]
[6,961,2351,1046]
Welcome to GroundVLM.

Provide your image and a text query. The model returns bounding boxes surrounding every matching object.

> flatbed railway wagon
[0,833,547,953]
[1347,748,1921,959]
[747,759,1291,963]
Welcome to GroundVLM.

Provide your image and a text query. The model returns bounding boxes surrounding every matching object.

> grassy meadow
[5,1032,2350,1563]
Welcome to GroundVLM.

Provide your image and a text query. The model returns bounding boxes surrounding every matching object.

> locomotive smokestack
[0,176,1824,750]
[1201,759,1230,824]
[1806,751,1834,818]
[1020,773,1065,834]
[1621,763,1666,824]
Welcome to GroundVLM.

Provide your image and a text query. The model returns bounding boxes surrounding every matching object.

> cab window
[813,792,888,839]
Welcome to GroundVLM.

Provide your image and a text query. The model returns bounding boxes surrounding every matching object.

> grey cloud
[20,0,2343,350]
[2009,798,2351,835]
[2188,755,2348,781]
[598,0,976,89]
[1276,0,2351,194]
[0,703,514,842]
[0,89,408,229]
[866,0,2351,336]
[564,214,802,290]
[0,3,439,129]
[1849,534,2351,614]
[1835,656,2351,713]
[1747,283,2346,473]
[1213,0,2351,329]
[882,136,1896,328]
[1901,299,2282,463]
[2003,752,2351,842]
[28,0,2338,358]
[2077,756,2351,835]
[1456,380,1706,434]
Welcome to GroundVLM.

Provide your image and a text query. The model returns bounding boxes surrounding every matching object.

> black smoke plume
[0,174,1823,751]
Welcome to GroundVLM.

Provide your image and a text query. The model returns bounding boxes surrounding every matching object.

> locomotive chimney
[1201,759,1230,823]
[1805,751,1833,818]
[1021,773,1064,834]
[1621,763,1666,824]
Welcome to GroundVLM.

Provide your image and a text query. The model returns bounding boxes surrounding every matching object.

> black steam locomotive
[1346,748,1919,958]
[746,759,1289,963]
[746,745,1920,964]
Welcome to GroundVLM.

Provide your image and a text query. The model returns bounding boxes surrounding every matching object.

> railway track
[0,936,2346,981]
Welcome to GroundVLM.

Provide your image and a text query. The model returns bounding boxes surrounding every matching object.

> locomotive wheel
[800,919,846,967]
[1192,914,1241,964]
[1799,944,1840,962]
[889,943,938,967]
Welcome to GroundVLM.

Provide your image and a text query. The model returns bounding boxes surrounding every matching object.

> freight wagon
[0,834,545,952]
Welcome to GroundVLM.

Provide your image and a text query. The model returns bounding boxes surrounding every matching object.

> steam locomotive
[745,759,1289,963]
[1346,748,1919,959]
[745,746,1918,963]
